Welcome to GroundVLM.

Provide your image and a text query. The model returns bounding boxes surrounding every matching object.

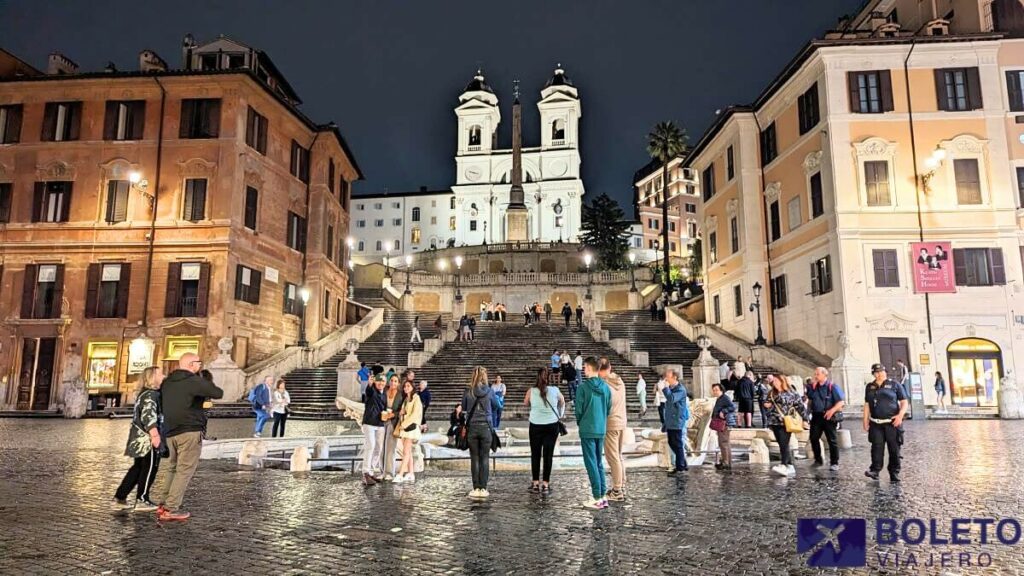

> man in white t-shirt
[572,351,584,401]
[655,377,668,426]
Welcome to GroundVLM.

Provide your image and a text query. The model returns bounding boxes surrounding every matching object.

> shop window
[87,342,118,390]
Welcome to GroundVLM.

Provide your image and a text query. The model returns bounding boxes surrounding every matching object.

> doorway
[16,338,57,410]
[877,337,911,375]
[947,338,1002,407]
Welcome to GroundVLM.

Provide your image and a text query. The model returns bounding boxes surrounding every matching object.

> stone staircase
[352,287,395,310]
[283,309,448,419]
[413,319,660,423]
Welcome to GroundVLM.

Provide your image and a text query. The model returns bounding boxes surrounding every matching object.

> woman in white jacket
[271,379,291,438]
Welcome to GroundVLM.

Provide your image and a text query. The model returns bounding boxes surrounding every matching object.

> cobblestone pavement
[1,418,1023,575]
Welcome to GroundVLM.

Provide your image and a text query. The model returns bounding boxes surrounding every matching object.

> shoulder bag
[774,394,804,433]
[540,390,568,436]
[455,396,481,451]
[826,383,845,423]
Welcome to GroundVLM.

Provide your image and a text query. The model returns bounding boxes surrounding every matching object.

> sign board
[181,263,201,281]
[911,242,955,293]
[127,338,155,375]
[919,354,930,366]
[264,266,279,284]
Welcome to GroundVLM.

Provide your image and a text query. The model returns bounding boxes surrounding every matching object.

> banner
[911,242,955,293]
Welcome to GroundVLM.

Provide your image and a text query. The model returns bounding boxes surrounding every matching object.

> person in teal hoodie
[575,356,612,510]
[662,368,690,474]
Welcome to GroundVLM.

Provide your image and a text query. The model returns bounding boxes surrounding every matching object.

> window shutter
[164,262,181,317]
[286,214,295,248]
[235,264,244,300]
[114,182,128,222]
[328,160,336,192]
[847,72,861,113]
[934,69,949,111]
[103,101,118,140]
[179,100,194,138]
[6,105,22,142]
[20,264,36,318]
[116,263,131,318]
[32,182,43,222]
[872,250,884,286]
[51,265,64,318]
[183,182,194,221]
[283,284,290,314]
[880,70,894,112]
[990,249,1006,285]
[130,101,145,139]
[257,115,268,153]
[208,100,221,137]
[85,263,100,318]
[953,249,967,285]
[60,183,72,222]
[67,103,81,140]
[966,67,983,110]
[41,103,56,141]
[196,263,211,316]
[246,107,256,147]
[250,269,262,304]
[194,180,206,220]
[810,261,819,295]
[300,218,308,252]
[1008,71,1024,112]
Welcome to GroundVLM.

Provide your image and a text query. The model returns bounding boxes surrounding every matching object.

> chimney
[46,52,79,75]
[869,11,887,31]
[181,33,196,70]
[139,50,167,72]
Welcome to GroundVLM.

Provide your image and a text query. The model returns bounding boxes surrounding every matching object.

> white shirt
[560,353,570,365]
[272,390,290,414]
[574,355,583,370]
[636,376,646,396]
[719,363,730,380]
[655,379,667,405]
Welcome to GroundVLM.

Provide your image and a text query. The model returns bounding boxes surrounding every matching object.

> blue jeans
[667,428,687,471]
[580,437,606,499]
[254,409,270,435]
[493,407,503,428]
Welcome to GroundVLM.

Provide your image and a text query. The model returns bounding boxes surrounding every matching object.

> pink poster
[911,242,956,293]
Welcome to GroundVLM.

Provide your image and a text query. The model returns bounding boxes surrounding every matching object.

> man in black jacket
[361,375,388,485]
[150,352,223,521]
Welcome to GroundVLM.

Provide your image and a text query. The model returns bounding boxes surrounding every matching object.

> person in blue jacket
[575,356,612,510]
[249,376,272,438]
[662,368,690,474]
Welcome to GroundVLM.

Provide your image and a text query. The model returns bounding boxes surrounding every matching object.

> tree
[580,193,631,270]
[646,121,688,289]
[689,238,703,281]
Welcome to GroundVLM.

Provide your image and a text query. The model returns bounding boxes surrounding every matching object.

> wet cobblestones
[1,418,1023,575]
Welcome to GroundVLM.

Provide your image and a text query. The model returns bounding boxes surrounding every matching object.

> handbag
[490,429,502,452]
[455,396,481,451]
[709,417,727,433]
[540,392,568,436]
[773,393,804,433]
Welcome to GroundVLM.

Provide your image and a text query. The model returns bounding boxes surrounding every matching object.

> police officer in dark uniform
[863,363,908,482]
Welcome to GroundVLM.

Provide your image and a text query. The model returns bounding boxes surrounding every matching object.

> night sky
[1,0,864,211]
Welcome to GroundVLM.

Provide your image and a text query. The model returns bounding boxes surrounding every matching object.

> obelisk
[505,80,529,242]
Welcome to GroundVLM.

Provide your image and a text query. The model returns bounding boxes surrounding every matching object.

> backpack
[248,384,264,410]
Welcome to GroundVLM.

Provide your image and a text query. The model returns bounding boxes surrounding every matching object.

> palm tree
[647,121,688,290]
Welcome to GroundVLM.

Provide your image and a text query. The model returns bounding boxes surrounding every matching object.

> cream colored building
[687,0,1024,410]
[632,156,700,262]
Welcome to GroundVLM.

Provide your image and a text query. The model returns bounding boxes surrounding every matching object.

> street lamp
[384,241,393,278]
[298,286,311,348]
[583,253,593,300]
[347,260,355,299]
[346,236,354,264]
[750,281,767,346]
[628,252,638,293]
[404,254,413,295]
[454,255,464,301]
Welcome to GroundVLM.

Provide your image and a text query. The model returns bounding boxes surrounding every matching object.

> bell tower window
[468,125,482,148]
[552,119,566,142]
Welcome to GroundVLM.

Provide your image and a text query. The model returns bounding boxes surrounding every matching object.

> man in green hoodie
[575,356,612,510]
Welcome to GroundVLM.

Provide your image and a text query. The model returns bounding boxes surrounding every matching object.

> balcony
[551,139,565,147]
[179,296,199,317]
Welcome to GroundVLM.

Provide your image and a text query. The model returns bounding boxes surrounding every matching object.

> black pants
[114,451,161,502]
[809,414,839,465]
[529,422,560,482]
[468,422,492,489]
[564,316,570,327]
[658,404,665,425]
[650,309,657,320]
[576,316,583,328]
[770,425,793,466]
[272,412,288,437]
[545,311,551,322]
[869,422,902,476]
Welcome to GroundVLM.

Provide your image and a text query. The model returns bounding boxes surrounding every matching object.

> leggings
[771,425,793,466]
[114,450,161,502]
[272,412,288,437]
[529,422,560,482]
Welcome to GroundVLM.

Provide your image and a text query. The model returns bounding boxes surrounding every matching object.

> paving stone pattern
[1,418,1023,575]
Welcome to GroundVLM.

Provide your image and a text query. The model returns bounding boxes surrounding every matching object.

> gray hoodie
[461,384,497,425]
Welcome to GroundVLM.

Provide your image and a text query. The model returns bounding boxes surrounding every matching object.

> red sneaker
[158,509,191,521]
[155,505,165,516]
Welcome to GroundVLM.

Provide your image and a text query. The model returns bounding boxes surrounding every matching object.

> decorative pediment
[803,151,823,175]
[726,198,738,215]
[853,137,896,160]
[939,134,987,156]
[866,311,917,333]
[98,157,140,180]
[177,157,217,179]
[764,181,781,202]
[244,170,264,189]
[36,160,76,181]
[704,215,718,230]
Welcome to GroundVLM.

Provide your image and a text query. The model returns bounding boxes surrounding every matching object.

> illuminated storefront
[86,342,119,391]
[947,338,1002,408]
[162,336,202,373]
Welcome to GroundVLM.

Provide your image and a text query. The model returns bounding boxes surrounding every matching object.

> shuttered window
[701,164,715,201]
[86,263,131,318]
[244,186,258,230]
[1006,71,1024,112]
[22,264,64,319]
[811,255,833,295]
[165,262,210,317]
[730,216,739,254]
[864,160,891,206]
[33,182,72,223]
[809,172,824,218]
[733,285,743,318]
[328,159,336,193]
[287,211,307,252]
[103,100,145,141]
[759,122,777,166]
[41,101,82,141]
[0,104,23,144]
[726,146,735,180]
[953,158,982,205]
[769,201,781,242]
[953,248,1005,286]
[105,180,130,223]
[770,275,788,310]
[848,71,893,114]
[798,83,820,134]
[234,264,262,305]
[0,183,11,223]
[290,140,310,183]
[935,68,982,111]
[708,231,718,264]
[183,179,207,222]
[872,249,900,288]
[283,282,298,315]
[179,99,221,139]
[712,294,721,324]
[245,106,268,153]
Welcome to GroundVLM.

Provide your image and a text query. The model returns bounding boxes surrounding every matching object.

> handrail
[399,268,655,287]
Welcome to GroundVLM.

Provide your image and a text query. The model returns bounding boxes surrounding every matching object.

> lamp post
[298,286,311,348]
[584,253,593,300]
[128,170,154,210]
[454,255,464,301]
[750,281,767,346]
[384,241,393,278]
[347,260,355,299]
[404,254,413,294]
[628,252,638,293]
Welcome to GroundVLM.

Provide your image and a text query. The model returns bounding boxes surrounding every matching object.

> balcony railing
[551,139,565,146]
[179,296,198,317]
[404,267,655,287]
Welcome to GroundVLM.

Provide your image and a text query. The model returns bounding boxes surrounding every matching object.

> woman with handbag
[460,366,500,499]
[524,367,566,494]
[381,374,405,480]
[112,366,164,512]
[394,380,423,484]
[709,383,737,470]
[271,379,290,438]
[763,373,807,477]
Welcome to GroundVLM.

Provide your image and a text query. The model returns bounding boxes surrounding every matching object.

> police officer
[863,363,908,482]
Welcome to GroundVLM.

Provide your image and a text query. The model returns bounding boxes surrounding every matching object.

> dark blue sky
[1,0,864,210]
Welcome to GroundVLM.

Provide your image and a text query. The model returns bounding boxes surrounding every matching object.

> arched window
[411,207,421,222]
[450,196,456,209]
[468,125,482,146]
[552,119,566,141]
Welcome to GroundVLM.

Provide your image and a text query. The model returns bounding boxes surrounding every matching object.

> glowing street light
[298,286,311,347]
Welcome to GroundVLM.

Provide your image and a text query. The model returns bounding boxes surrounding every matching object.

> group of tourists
[111,352,224,521]
[479,302,508,322]
[359,368,431,485]
[549,349,584,401]
[457,314,477,341]
[248,375,291,438]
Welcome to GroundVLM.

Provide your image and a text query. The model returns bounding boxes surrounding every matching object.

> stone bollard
[412,443,425,473]
[238,440,267,468]
[836,429,853,449]
[748,438,770,464]
[313,437,330,459]
[290,446,311,472]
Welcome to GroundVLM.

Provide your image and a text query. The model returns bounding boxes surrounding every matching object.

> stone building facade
[0,36,361,410]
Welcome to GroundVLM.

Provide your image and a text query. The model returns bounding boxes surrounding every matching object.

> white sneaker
[786,465,796,477]
[393,474,406,484]
[384,474,393,482]
[479,489,489,498]
[582,498,602,509]
[771,464,789,477]
[405,474,415,483]
[468,489,481,499]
